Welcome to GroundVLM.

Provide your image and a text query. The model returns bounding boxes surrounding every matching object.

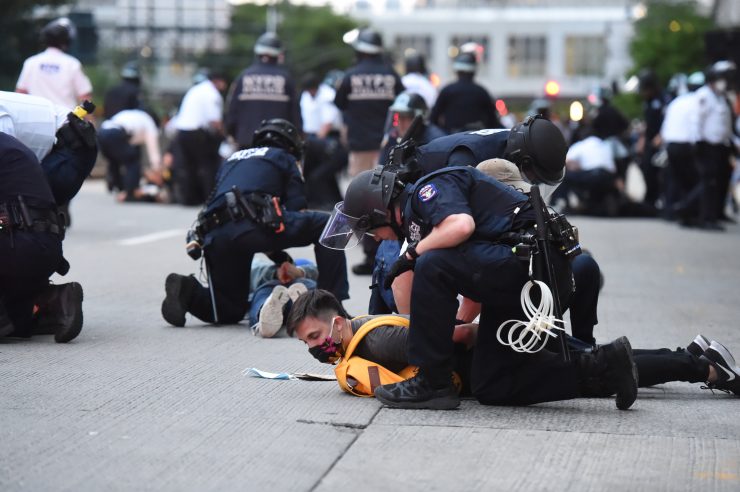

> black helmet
[254,32,283,57]
[405,51,427,74]
[41,17,76,49]
[452,52,476,73]
[706,60,736,83]
[638,68,658,92]
[252,119,303,160]
[389,91,428,118]
[120,62,141,81]
[320,168,402,249]
[504,114,567,186]
[351,28,383,55]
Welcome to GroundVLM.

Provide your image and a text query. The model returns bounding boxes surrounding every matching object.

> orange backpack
[334,315,417,397]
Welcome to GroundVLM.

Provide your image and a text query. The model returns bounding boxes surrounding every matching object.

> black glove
[383,254,416,290]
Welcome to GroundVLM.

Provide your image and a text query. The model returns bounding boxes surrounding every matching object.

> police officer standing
[226,33,302,150]
[401,51,437,109]
[103,62,142,120]
[16,17,92,111]
[430,52,502,134]
[636,69,667,211]
[161,119,348,327]
[334,28,404,178]
[0,133,82,343]
[321,116,638,411]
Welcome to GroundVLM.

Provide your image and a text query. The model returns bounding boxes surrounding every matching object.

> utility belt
[497,212,582,262]
[185,187,285,260]
[0,196,65,239]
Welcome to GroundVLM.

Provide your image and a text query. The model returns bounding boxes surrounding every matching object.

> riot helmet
[351,28,383,55]
[389,91,428,118]
[254,32,283,58]
[504,114,567,186]
[687,71,705,92]
[252,119,303,160]
[452,52,476,73]
[320,168,403,250]
[41,17,76,50]
[405,51,427,74]
[120,62,141,82]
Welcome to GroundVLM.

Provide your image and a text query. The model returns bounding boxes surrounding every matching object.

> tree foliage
[629,0,715,86]
[201,3,358,83]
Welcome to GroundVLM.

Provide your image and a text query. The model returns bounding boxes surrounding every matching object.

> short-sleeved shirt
[101,110,161,169]
[175,80,224,131]
[16,48,92,110]
[0,91,68,162]
[566,136,616,173]
[351,315,410,374]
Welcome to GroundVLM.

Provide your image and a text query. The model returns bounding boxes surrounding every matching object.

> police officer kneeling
[321,132,638,410]
[0,133,81,342]
[162,119,349,326]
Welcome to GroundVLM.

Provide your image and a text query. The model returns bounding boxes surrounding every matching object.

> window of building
[507,36,546,77]
[565,36,606,76]
[450,35,490,64]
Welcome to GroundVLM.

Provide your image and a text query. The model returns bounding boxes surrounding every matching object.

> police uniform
[16,47,92,110]
[430,79,502,134]
[334,59,404,176]
[186,146,349,324]
[0,133,64,337]
[415,128,510,175]
[175,79,225,204]
[226,61,302,149]
[640,94,667,207]
[400,166,578,405]
[103,80,141,120]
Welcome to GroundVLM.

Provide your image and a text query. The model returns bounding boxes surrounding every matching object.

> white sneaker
[287,282,308,303]
[257,285,290,338]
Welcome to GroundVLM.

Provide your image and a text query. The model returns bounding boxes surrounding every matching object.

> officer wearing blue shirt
[322,116,638,411]
[162,119,348,327]
[226,33,302,149]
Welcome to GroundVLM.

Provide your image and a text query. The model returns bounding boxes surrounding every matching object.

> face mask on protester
[308,317,343,364]
[714,80,727,93]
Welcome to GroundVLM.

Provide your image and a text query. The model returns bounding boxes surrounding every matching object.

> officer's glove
[383,254,416,290]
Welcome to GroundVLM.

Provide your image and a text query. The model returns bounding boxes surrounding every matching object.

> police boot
[576,336,638,410]
[161,273,198,327]
[373,369,460,410]
[33,282,84,343]
[0,301,15,338]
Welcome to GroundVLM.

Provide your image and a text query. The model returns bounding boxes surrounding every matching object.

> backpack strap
[343,315,409,361]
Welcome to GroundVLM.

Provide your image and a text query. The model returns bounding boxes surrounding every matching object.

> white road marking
[117,229,187,246]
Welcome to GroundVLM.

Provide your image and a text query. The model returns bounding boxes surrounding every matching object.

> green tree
[201,3,358,83]
[629,0,715,85]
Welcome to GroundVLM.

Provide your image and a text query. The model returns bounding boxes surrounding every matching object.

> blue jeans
[248,278,317,327]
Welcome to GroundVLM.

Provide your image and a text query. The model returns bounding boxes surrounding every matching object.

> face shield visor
[319,202,375,250]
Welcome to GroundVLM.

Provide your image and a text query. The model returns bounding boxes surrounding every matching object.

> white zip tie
[496,280,567,353]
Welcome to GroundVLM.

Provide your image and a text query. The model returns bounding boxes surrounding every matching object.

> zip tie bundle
[496,280,566,353]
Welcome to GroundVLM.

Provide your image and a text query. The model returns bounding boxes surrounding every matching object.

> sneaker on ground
[161,273,197,327]
[702,341,740,395]
[287,282,308,303]
[257,285,291,338]
[373,371,460,410]
[686,334,710,357]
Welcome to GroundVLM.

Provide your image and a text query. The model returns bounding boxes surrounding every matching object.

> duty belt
[196,189,284,236]
[0,197,64,237]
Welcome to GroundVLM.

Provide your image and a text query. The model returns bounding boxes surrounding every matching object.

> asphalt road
[1,180,739,491]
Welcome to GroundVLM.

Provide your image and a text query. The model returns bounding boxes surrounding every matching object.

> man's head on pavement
[504,114,567,186]
[41,17,76,51]
[286,289,349,363]
[252,118,303,160]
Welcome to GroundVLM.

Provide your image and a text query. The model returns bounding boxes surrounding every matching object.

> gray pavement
[2,180,740,491]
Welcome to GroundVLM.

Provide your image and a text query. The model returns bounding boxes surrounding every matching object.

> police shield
[319,202,371,250]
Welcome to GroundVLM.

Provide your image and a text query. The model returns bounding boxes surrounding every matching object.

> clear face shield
[319,202,374,250]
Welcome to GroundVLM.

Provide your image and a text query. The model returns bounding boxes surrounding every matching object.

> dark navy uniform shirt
[430,79,502,133]
[103,81,141,120]
[402,166,534,244]
[226,61,302,148]
[416,128,510,175]
[206,146,306,219]
[0,132,56,208]
[334,58,404,151]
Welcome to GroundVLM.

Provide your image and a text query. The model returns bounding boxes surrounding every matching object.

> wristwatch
[406,243,420,260]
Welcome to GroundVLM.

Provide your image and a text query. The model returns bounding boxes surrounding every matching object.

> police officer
[226,33,302,149]
[321,121,638,411]
[334,28,404,178]
[401,51,437,108]
[161,119,349,327]
[103,62,142,120]
[637,69,667,210]
[430,52,502,134]
[16,17,92,110]
[0,132,82,343]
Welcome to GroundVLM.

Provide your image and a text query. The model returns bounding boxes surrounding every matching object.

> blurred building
[350,0,639,100]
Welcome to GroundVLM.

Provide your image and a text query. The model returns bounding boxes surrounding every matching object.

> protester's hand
[384,254,415,290]
[278,261,304,284]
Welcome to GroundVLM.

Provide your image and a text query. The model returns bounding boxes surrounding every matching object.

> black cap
[405,52,427,74]
[41,17,76,49]
[252,118,303,160]
[453,52,476,73]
